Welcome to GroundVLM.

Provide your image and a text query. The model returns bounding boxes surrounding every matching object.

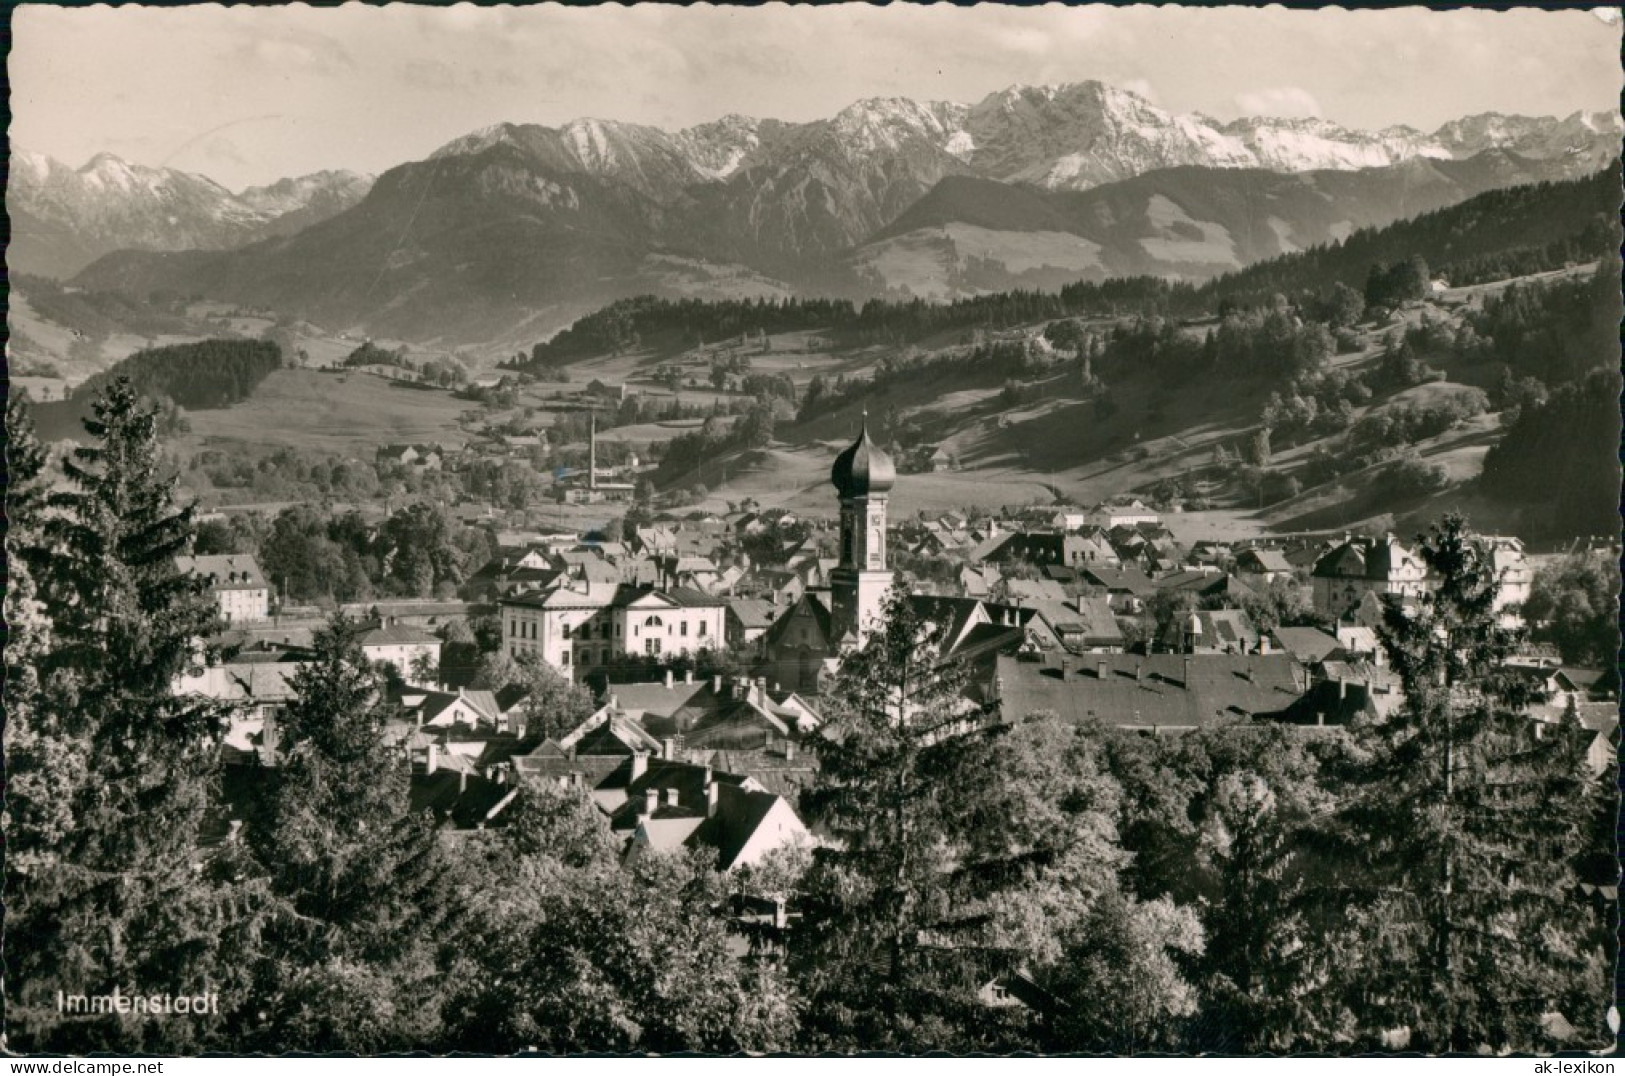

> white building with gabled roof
[499,582,726,678]
[175,554,270,624]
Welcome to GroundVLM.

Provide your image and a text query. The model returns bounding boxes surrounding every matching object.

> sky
[10,3,1623,191]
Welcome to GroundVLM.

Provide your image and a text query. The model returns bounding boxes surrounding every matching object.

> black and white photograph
[4,0,1622,1060]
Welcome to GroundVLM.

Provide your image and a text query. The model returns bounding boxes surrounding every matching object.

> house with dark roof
[1076,566,1159,613]
[1155,570,1257,605]
[1310,534,1429,619]
[726,598,779,655]
[974,531,1119,570]
[1255,674,1403,728]
[410,765,517,832]
[1160,608,1261,655]
[607,756,812,871]
[1023,595,1126,653]
[1236,547,1295,583]
[512,746,812,871]
[761,592,838,694]
[1003,578,1071,606]
[175,554,271,623]
[991,651,1307,732]
[1267,626,1344,665]
[403,687,504,731]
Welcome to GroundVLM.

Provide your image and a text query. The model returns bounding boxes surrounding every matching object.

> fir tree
[794,593,1174,1051]
[1300,514,1609,1052]
[240,613,453,1051]
[6,380,247,1052]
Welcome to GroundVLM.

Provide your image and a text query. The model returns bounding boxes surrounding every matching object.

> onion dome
[831,415,896,498]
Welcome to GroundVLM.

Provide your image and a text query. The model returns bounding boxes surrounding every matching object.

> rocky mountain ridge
[8,149,374,277]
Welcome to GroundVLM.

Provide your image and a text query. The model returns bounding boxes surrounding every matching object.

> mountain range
[43,81,1623,344]
[7,150,374,277]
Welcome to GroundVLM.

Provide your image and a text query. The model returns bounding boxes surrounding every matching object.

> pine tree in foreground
[793,591,1203,1052]
[5,381,251,1053]
[236,613,455,1052]
[1297,514,1609,1052]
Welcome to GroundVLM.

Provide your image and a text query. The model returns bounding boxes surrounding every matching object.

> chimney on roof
[645,787,659,816]
[1338,678,1348,701]
[664,787,679,809]
[458,768,468,795]
[1059,656,1072,678]
[426,743,439,774]
[1259,635,1270,655]
[1097,660,1108,680]
[685,669,694,686]
[706,780,720,818]
[1183,657,1192,688]
[665,668,674,690]
[785,741,796,762]
[661,737,675,761]
[1135,663,1143,683]
[631,753,648,781]
[712,674,722,694]
[1316,711,1325,727]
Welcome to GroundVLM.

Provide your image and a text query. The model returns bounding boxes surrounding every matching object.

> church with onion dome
[828,415,896,647]
[759,419,898,691]
[758,416,1066,694]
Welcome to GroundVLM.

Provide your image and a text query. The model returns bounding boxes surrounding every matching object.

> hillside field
[180,369,477,454]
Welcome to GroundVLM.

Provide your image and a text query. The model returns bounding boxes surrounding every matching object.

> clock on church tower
[829,415,896,647]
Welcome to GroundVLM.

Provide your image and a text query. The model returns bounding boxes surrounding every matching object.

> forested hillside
[520,168,1618,364]
[74,339,284,410]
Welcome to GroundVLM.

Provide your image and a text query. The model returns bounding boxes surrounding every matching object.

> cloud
[1234,86,1323,119]
[227,27,354,78]
[400,58,465,92]
[200,135,248,166]
[1120,79,1160,105]
[399,57,523,93]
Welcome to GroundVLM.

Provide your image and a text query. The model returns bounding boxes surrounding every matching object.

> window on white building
[645,639,662,656]
[698,621,708,637]
[561,651,571,665]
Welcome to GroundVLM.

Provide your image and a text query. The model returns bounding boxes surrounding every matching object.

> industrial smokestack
[589,412,598,491]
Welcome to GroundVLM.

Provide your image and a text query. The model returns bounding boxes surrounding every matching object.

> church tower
[830,415,895,646]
